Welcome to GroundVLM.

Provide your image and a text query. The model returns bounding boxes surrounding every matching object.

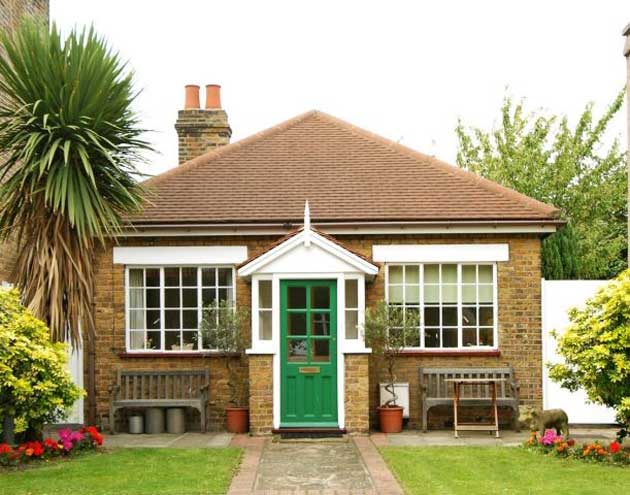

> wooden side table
[445,378,506,438]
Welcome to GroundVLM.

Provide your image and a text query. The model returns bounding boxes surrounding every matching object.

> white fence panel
[541,279,616,424]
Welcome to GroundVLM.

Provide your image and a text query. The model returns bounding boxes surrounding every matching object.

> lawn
[381,446,630,495]
[0,448,242,495]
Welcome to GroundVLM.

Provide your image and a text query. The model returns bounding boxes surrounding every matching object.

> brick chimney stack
[175,84,232,164]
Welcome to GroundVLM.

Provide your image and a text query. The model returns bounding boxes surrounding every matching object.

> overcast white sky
[51,0,629,177]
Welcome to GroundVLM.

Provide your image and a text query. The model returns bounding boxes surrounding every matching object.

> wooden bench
[109,370,210,434]
[419,367,520,432]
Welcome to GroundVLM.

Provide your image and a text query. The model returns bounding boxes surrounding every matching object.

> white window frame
[125,265,237,353]
[250,274,274,354]
[384,262,498,350]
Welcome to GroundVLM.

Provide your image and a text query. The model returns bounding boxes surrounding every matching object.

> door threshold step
[272,428,348,441]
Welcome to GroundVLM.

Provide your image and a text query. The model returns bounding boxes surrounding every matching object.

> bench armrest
[108,383,120,400]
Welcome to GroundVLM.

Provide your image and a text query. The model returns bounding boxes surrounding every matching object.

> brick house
[95,85,561,434]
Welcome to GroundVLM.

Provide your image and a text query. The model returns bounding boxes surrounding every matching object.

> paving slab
[381,427,620,447]
[102,432,233,448]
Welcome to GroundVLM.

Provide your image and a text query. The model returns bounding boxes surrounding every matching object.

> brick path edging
[353,436,404,495]
[227,435,266,495]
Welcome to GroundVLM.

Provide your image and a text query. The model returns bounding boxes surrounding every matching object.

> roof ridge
[311,111,560,218]
[144,110,321,187]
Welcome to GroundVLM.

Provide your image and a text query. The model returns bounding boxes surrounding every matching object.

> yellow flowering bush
[549,270,630,436]
[0,289,83,438]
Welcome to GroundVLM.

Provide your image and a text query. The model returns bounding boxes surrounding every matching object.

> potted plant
[200,300,250,433]
[364,300,418,433]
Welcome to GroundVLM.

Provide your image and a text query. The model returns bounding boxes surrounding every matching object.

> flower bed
[524,429,630,466]
[0,426,103,467]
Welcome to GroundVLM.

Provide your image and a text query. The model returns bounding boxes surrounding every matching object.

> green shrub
[549,270,630,436]
[0,289,83,438]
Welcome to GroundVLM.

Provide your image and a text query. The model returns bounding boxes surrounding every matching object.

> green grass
[0,448,242,495]
[381,446,630,495]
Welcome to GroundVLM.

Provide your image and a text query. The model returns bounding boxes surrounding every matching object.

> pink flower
[541,429,562,446]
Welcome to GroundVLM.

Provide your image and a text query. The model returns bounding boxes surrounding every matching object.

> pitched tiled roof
[134,111,560,225]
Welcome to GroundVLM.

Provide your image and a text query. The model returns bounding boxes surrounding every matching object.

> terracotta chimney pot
[184,85,200,109]
[205,84,222,109]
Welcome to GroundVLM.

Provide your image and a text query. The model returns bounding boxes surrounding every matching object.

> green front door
[280,279,338,427]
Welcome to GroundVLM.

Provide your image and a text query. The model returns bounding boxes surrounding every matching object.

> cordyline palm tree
[0,20,151,349]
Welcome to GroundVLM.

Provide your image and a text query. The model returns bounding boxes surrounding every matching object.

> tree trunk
[2,415,15,445]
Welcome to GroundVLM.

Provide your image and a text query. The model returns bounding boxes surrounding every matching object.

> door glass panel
[288,312,307,336]
[288,339,307,362]
[287,286,306,309]
[311,313,331,336]
[311,339,330,362]
[311,286,330,309]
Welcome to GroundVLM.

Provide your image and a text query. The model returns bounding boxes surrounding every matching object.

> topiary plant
[0,289,83,443]
[549,270,630,439]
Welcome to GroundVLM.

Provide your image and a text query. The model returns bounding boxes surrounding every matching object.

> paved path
[102,432,233,448]
[227,436,403,495]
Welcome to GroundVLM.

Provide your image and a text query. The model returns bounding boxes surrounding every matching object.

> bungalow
[93,84,561,434]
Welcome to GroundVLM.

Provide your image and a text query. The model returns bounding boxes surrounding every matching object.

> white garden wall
[541,279,616,424]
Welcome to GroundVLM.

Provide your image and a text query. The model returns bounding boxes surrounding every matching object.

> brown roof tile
[134,110,560,225]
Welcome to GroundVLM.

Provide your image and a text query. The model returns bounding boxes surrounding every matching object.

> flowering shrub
[524,430,630,466]
[0,426,103,467]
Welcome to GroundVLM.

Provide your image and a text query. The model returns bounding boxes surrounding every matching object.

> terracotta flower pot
[377,406,404,433]
[225,407,249,433]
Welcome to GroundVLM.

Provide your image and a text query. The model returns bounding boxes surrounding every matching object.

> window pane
[443,328,458,347]
[462,265,476,283]
[165,268,180,286]
[259,310,272,340]
[463,328,477,347]
[311,339,330,362]
[129,331,145,350]
[424,285,439,304]
[479,328,494,346]
[425,328,439,347]
[146,269,160,287]
[218,268,232,286]
[442,264,457,283]
[389,266,403,284]
[479,306,494,326]
[345,279,358,308]
[405,328,420,347]
[443,285,458,303]
[288,312,307,336]
[129,269,143,287]
[129,309,144,329]
[165,331,180,351]
[442,306,458,326]
[146,289,160,308]
[182,310,198,329]
[165,288,180,308]
[405,265,419,284]
[479,265,493,283]
[182,267,197,286]
[462,306,476,326]
[424,307,439,326]
[181,331,197,350]
[405,285,420,304]
[146,331,161,350]
[182,288,197,307]
[287,286,306,309]
[424,264,439,283]
[311,312,331,336]
[479,285,493,303]
[259,280,272,309]
[202,288,216,307]
[218,288,233,304]
[129,288,145,308]
[345,310,358,339]
[165,310,180,329]
[388,285,403,304]
[288,339,307,362]
[202,268,216,286]
[462,285,476,303]
[146,310,161,330]
[312,286,330,309]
